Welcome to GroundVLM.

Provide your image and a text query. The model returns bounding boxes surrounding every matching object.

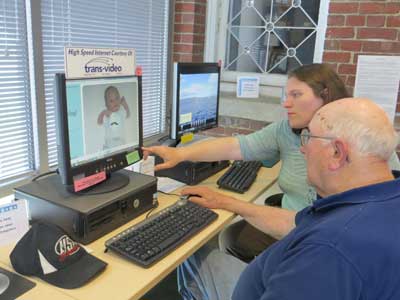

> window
[0,0,170,195]
[207,0,329,83]
[0,0,33,185]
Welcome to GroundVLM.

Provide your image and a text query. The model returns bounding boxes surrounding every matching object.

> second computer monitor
[171,62,221,141]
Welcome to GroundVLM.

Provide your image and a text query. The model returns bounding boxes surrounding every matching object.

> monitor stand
[71,172,130,195]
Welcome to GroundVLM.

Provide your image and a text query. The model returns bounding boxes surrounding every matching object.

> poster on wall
[237,76,260,98]
[354,55,400,123]
[64,47,136,79]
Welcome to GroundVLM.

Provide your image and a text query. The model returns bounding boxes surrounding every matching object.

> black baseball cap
[10,221,107,289]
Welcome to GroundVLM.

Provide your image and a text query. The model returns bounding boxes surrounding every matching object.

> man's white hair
[318,99,399,161]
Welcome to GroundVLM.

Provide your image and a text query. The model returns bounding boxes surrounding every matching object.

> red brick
[174,53,193,62]
[346,15,365,27]
[323,51,351,63]
[326,27,355,39]
[180,34,193,43]
[197,4,207,15]
[387,16,400,28]
[359,2,385,14]
[384,3,400,14]
[174,43,193,53]
[324,39,340,51]
[204,126,225,136]
[192,34,204,44]
[175,24,194,33]
[340,40,362,51]
[338,64,356,75]
[329,3,359,14]
[174,34,181,43]
[193,24,205,34]
[362,41,400,53]
[175,3,195,13]
[328,15,345,26]
[193,44,204,53]
[367,16,385,27]
[175,13,183,23]
[182,13,195,23]
[192,54,203,62]
[357,28,397,40]
[353,53,360,64]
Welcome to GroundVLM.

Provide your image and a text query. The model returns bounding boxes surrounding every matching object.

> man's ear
[328,139,349,171]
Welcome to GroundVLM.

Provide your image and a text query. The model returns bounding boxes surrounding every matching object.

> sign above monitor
[64,47,136,79]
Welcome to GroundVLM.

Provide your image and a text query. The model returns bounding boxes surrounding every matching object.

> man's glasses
[300,128,336,147]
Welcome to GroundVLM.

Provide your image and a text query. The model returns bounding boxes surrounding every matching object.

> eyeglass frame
[300,128,336,147]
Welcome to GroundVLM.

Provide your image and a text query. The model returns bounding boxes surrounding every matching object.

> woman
[143,64,400,263]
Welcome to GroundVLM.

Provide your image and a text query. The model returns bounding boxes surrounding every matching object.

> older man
[178,98,400,300]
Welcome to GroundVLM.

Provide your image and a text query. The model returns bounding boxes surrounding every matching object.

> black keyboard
[217,160,263,193]
[104,200,218,267]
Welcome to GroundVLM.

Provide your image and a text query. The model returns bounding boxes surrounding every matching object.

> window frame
[205,0,330,88]
[0,0,174,198]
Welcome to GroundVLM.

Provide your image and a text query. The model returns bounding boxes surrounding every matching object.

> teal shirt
[238,120,400,211]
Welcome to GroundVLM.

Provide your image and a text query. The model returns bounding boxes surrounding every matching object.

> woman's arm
[143,136,243,171]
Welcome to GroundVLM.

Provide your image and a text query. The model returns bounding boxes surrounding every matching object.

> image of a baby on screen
[97,86,130,149]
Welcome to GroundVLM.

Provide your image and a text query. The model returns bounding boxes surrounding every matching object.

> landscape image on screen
[178,73,218,129]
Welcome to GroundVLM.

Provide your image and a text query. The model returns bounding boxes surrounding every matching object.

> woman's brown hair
[288,63,350,105]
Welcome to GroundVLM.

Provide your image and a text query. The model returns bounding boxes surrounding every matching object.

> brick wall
[173,1,400,147]
[324,0,400,112]
[173,0,207,62]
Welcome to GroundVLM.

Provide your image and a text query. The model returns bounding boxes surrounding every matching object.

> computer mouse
[0,273,10,295]
[178,194,199,205]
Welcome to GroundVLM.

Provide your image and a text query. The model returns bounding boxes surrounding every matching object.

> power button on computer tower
[133,199,140,208]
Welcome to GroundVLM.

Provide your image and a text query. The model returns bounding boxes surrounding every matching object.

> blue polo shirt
[232,172,400,300]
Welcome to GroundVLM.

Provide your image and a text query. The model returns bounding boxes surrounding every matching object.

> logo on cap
[55,235,80,262]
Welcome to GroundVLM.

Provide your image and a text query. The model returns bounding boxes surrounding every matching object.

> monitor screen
[55,74,143,191]
[171,63,221,140]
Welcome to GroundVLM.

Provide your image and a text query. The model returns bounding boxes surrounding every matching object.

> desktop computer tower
[154,156,229,185]
[14,170,157,244]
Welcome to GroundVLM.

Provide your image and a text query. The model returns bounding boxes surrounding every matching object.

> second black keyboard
[217,160,263,193]
[104,200,218,267]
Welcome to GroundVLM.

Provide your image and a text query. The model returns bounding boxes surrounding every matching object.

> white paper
[140,156,155,176]
[237,76,260,98]
[65,47,136,79]
[354,55,400,123]
[0,200,29,246]
[157,177,186,193]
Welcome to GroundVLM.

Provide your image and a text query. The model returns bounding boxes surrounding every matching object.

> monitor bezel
[171,62,221,141]
[54,73,143,189]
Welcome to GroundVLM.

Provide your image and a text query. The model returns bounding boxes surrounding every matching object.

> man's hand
[181,186,233,210]
[142,146,184,171]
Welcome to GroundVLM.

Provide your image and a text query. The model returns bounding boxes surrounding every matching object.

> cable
[32,170,58,182]
[145,206,158,219]
[144,190,181,219]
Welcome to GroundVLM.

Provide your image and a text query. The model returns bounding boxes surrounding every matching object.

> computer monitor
[54,74,143,193]
[170,62,221,143]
